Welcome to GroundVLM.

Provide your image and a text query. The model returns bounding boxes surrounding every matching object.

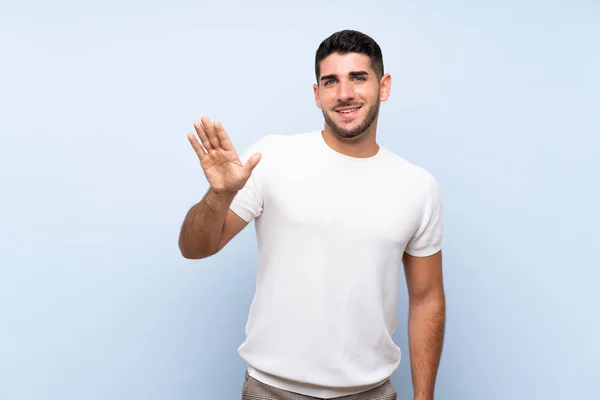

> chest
[263,163,423,247]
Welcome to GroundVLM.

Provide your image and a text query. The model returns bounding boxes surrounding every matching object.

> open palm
[188,116,261,194]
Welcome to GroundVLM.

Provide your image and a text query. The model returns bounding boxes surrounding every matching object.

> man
[178,30,445,400]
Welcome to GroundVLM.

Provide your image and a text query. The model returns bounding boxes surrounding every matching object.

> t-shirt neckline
[315,130,383,162]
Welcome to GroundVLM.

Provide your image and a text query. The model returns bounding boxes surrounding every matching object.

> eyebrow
[320,70,369,82]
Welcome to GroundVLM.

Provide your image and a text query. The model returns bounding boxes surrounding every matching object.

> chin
[337,127,367,139]
[323,103,379,141]
[330,115,372,139]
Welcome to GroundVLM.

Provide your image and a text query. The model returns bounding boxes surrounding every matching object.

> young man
[179,30,445,400]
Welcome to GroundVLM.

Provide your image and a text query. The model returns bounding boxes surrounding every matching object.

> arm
[178,189,248,259]
[178,116,260,259]
[403,250,446,400]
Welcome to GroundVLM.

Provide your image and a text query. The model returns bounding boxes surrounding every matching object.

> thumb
[243,152,262,176]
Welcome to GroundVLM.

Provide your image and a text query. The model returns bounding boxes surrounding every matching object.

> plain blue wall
[1,1,598,399]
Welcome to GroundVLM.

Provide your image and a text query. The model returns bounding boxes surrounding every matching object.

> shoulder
[382,148,438,181]
[380,147,441,198]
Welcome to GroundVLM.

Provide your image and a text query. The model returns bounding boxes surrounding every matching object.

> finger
[242,152,262,177]
[194,120,213,151]
[188,132,206,160]
[213,120,234,151]
[201,116,221,149]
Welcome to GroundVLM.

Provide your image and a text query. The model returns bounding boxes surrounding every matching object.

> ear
[313,83,322,109]
[379,73,392,102]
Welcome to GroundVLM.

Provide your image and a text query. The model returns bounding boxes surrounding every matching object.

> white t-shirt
[230,131,443,398]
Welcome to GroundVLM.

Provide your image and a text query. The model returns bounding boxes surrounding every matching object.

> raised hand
[188,116,261,194]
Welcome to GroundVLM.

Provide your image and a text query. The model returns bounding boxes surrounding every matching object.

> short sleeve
[405,173,443,257]
[229,137,268,222]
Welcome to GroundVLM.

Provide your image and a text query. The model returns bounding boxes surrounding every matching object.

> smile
[335,106,362,117]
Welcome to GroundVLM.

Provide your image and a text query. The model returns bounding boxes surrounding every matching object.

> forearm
[408,293,446,400]
[178,188,236,259]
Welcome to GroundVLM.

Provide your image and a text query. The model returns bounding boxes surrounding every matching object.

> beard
[322,98,380,140]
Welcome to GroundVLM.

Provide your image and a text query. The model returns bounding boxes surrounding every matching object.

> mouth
[335,106,362,119]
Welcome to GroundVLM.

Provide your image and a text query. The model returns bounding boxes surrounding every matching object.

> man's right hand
[188,116,262,195]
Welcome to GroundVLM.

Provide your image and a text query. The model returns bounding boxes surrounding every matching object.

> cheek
[320,94,337,109]
[358,86,379,101]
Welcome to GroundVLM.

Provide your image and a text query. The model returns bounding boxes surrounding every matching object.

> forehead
[319,52,374,77]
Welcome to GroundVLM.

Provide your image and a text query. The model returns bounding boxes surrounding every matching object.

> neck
[321,122,380,158]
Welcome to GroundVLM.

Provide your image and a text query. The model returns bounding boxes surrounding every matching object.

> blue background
[1,0,598,399]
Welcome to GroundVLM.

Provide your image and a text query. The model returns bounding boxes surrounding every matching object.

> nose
[337,80,355,102]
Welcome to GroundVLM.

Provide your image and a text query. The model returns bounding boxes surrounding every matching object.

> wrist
[414,394,433,400]
[209,187,238,199]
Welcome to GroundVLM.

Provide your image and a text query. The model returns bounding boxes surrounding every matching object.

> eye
[324,79,337,86]
[352,76,366,81]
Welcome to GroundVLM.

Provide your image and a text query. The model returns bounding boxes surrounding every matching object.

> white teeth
[339,108,358,113]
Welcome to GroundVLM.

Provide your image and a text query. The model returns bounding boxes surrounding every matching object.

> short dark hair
[315,29,384,84]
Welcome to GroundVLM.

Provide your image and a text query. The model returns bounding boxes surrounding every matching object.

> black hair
[315,29,384,84]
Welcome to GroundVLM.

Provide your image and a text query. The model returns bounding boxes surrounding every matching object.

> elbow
[178,239,217,260]
[179,249,204,260]
[410,288,445,308]
[179,247,213,260]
